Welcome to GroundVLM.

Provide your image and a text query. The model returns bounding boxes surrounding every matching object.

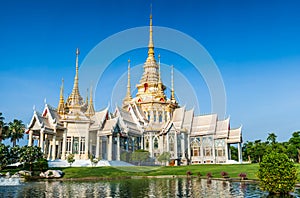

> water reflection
[1,178,299,197]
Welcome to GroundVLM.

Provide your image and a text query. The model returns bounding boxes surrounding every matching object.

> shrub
[34,158,48,172]
[206,172,212,178]
[67,154,75,167]
[257,151,297,195]
[186,170,192,176]
[221,171,228,177]
[238,173,247,180]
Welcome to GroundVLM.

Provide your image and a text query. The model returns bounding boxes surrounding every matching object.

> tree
[8,119,25,147]
[19,146,44,171]
[157,152,171,166]
[131,149,150,165]
[266,132,277,145]
[67,154,75,167]
[0,112,8,142]
[287,131,300,162]
[0,143,10,170]
[229,146,238,161]
[257,151,297,195]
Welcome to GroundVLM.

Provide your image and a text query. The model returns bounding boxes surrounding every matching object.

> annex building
[26,14,242,165]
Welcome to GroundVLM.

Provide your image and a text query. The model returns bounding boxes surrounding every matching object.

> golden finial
[86,88,89,105]
[147,5,154,60]
[86,85,95,116]
[126,59,132,100]
[58,78,65,115]
[158,54,161,83]
[171,65,175,102]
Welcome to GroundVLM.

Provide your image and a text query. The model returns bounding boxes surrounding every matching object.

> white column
[61,130,67,160]
[28,130,33,146]
[166,133,169,152]
[238,143,242,163]
[52,135,56,160]
[107,135,113,161]
[225,141,229,162]
[70,136,73,153]
[174,133,178,166]
[212,139,216,163]
[149,133,153,158]
[85,133,89,159]
[96,134,100,158]
[187,135,191,162]
[181,133,185,160]
[57,140,61,159]
[116,134,120,161]
[40,130,44,151]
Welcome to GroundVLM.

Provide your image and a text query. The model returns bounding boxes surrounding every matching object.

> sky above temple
[0,0,300,144]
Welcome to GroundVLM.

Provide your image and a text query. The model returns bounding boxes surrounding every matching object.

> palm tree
[8,119,25,147]
[0,112,8,143]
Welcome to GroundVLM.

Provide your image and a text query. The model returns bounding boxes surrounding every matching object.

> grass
[57,164,260,180]
[3,163,300,182]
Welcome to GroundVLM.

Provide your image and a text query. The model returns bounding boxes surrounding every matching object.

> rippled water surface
[1,178,300,198]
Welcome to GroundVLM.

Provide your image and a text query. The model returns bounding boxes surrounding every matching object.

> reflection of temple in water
[26,12,242,165]
[16,179,253,197]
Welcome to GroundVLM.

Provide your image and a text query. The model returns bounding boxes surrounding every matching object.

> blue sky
[1,0,300,144]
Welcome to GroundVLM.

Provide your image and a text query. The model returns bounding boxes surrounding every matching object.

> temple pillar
[52,135,56,160]
[28,130,33,146]
[61,130,67,160]
[96,134,100,159]
[40,130,44,152]
[107,135,113,161]
[187,135,191,164]
[116,134,120,161]
[212,140,216,163]
[70,136,73,153]
[181,133,185,160]
[225,142,229,162]
[149,133,153,158]
[238,143,242,163]
[85,133,89,159]
[174,132,178,166]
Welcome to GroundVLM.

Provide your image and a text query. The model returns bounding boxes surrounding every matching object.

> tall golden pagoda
[122,12,178,124]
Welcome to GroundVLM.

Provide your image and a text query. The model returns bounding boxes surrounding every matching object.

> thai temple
[26,14,242,165]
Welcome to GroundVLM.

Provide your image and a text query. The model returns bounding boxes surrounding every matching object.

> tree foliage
[0,112,9,142]
[257,151,297,195]
[157,152,171,166]
[0,143,10,170]
[131,149,150,165]
[67,154,75,167]
[242,131,300,163]
[8,119,25,147]
[19,146,44,171]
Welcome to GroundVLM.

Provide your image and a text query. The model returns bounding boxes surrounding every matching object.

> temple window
[153,111,157,122]
[73,137,79,154]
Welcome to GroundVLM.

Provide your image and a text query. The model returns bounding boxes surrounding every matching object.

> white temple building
[26,14,242,165]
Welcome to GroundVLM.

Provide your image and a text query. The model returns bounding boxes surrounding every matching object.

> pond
[1,178,299,198]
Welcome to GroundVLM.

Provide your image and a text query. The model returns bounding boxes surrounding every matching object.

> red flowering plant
[206,172,212,178]
[186,170,192,176]
[221,171,229,178]
[238,173,247,180]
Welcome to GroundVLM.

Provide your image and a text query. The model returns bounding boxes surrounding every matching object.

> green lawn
[59,164,260,180]
[4,163,300,181]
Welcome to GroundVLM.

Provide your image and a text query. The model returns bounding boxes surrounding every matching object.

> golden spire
[126,59,132,100]
[158,54,161,83]
[171,65,176,102]
[146,6,155,62]
[67,48,84,108]
[57,78,65,115]
[86,88,89,105]
[86,86,95,117]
